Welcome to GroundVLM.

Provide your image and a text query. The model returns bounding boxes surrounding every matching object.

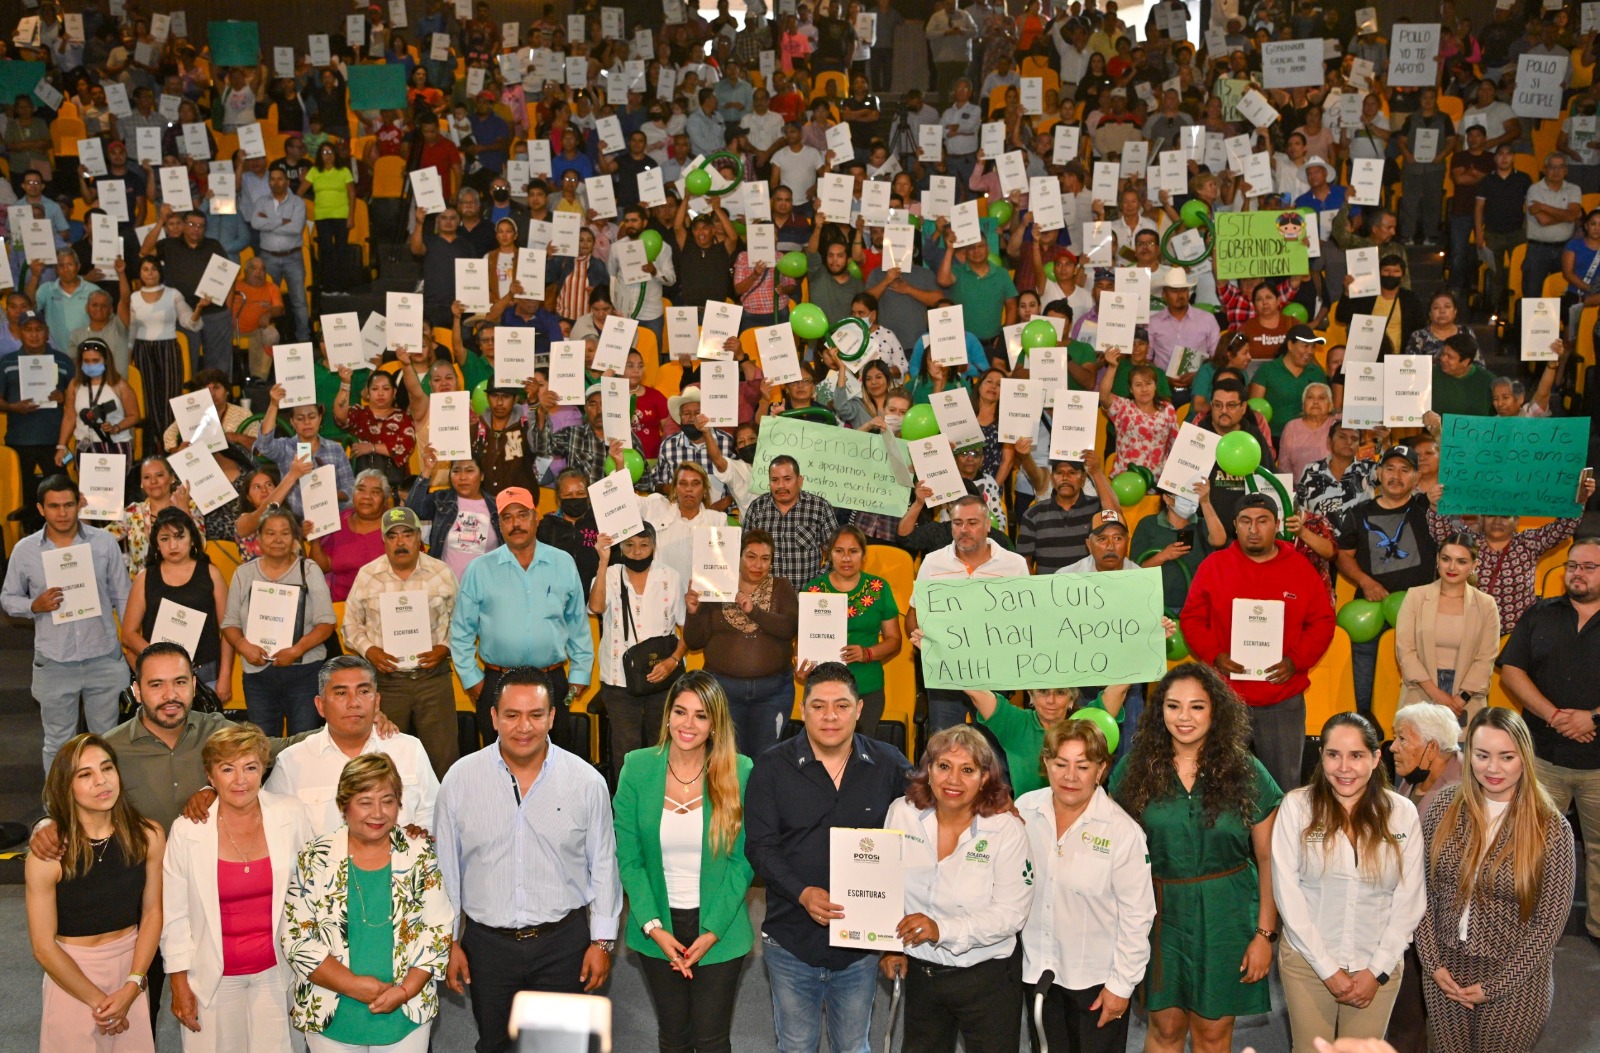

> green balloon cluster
[1215,431,1262,477]
[901,404,939,440]
[603,448,647,483]
[1282,303,1309,323]
[1110,470,1148,506]
[1336,599,1386,643]
[1070,707,1120,753]
[1166,625,1190,660]
[847,260,863,279]
[1382,590,1407,627]
[1179,199,1211,229]
[685,168,712,196]
[790,303,828,340]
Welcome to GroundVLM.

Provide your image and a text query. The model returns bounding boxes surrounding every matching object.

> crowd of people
[6,0,1600,1051]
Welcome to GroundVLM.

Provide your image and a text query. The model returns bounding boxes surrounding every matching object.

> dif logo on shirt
[1081,831,1112,855]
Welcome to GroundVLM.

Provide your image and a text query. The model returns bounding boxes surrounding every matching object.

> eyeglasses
[1566,562,1600,573]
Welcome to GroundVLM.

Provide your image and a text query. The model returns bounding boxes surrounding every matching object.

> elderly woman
[880,726,1033,1052]
[282,753,453,1053]
[1018,719,1155,1051]
[1276,383,1336,484]
[642,461,728,588]
[163,722,313,1052]
[106,455,206,580]
[309,469,391,603]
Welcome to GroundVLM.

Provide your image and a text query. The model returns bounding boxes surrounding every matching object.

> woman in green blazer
[614,669,755,1053]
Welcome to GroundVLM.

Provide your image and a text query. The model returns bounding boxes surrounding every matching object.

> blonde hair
[671,461,712,504]
[202,723,272,773]
[42,734,152,880]
[655,671,743,856]
[1431,708,1560,922]
[336,753,405,813]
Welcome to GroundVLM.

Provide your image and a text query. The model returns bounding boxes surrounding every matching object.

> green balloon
[777,251,810,278]
[987,251,1004,270]
[1110,470,1148,506]
[1166,625,1190,661]
[733,221,747,237]
[639,228,663,262]
[1282,302,1309,323]
[1193,301,1220,314]
[471,379,489,416]
[1020,318,1058,350]
[1044,261,1057,281]
[790,303,828,340]
[901,404,940,440]
[1070,707,1120,753]
[603,449,647,483]
[988,200,1014,226]
[1336,599,1387,643]
[1179,199,1211,229]
[685,168,713,196]
[1246,397,1273,423]
[1215,431,1262,477]
[1382,589,1408,627]
[847,259,862,279]
[1132,465,1157,490]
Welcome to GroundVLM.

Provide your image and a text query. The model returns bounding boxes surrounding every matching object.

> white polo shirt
[265,727,440,838]
[913,539,1030,603]
[886,797,1034,968]
[1016,785,1155,997]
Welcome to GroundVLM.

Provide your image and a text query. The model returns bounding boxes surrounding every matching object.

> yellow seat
[0,446,23,556]
[1436,95,1464,125]
[809,71,847,102]
[50,115,88,156]
[1512,154,1540,182]
[371,155,407,199]
[863,544,916,753]
[206,540,244,588]
[1303,628,1355,734]
[1531,121,1559,167]
[1508,241,1528,303]
[126,364,147,459]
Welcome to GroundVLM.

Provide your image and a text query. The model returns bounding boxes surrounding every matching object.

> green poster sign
[1437,414,1590,517]
[1213,209,1313,280]
[749,415,911,517]
[208,22,260,68]
[347,64,409,111]
[0,60,47,109]
[913,570,1169,690]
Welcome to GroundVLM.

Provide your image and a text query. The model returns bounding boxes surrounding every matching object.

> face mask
[1173,494,1198,519]
[492,187,510,203]
[619,551,654,572]
[83,362,107,378]
[1379,274,1402,290]
[681,422,704,440]
[560,497,590,518]
[884,412,904,434]
[736,445,757,464]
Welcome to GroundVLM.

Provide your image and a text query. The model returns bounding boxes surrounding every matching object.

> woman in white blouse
[589,522,688,781]
[1271,712,1426,1052]
[641,461,727,588]
[115,254,203,448]
[880,726,1033,1053]
[1016,719,1155,1053]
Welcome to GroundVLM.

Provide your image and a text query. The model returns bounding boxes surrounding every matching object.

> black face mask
[619,552,654,572]
[1379,274,1402,290]
[560,497,589,519]
[681,422,704,440]
[735,445,757,464]
[492,188,510,203]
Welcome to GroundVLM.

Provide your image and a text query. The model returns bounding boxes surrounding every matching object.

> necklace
[348,860,391,928]
[220,812,257,873]
[820,754,848,786]
[668,755,706,788]
[86,834,112,865]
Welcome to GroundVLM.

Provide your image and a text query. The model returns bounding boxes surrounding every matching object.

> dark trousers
[1029,981,1131,1053]
[903,951,1023,1053]
[637,908,746,1053]
[146,949,166,1030]
[473,663,569,748]
[315,216,353,291]
[377,665,459,779]
[242,661,323,735]
[599,682,669,780]
[7,444,55,533]
[1384,944,1429,1053]
[461,912,592,1053]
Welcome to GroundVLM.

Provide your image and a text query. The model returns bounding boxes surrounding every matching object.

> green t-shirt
[1129,510,1209,612]
[312,361,360,442]
[1430,362,1496,417]
[462,349,492,394]
[1067,341,1099,390]
[800,572,900,695]
[949,261,1019,342]
[322,861,419,1045]
[1111,357,1173,400]
[1250,356,1328,440]
[978,692,1119,797]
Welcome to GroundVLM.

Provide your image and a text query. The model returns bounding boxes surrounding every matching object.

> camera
[79,402,116,445]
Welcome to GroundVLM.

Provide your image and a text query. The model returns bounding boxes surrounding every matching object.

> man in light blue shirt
[713,61,754,128]
[449,485,593,749]
[435,667,620,1053]
[0,474,130,769]
[687,88,728,159]
[28,248,103,354]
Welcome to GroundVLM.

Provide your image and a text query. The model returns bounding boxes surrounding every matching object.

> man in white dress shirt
[263,654,441,836]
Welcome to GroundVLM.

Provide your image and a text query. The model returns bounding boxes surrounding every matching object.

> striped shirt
[434,742,622,938]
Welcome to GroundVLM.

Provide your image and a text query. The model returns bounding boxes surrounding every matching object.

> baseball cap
[18,310,46,329]
[1380,445,1419,469]
[477,90,497,102]
[380,507,422,534]
[1235,493,1279,517]
[497,486,536,511]
[1089,510,1128,535]
[1286,323,1326,345]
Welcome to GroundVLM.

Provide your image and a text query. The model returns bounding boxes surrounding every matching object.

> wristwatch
[126,972,147,991]
[1255,927,1279,943]
[591,939,616,954]
[1376,971,1392,986]
[641,919,662,936]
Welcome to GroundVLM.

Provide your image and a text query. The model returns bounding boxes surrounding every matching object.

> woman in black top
[120,506,232,705]
[27,733,165,1051]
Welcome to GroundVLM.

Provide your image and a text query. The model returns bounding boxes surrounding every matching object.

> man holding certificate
[1179,494,1336,793]
[744,664,911,1053]
[341,508,462,778]
[0,474,129,769]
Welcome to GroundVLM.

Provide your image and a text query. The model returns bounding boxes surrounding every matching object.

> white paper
[998,379,1043,444]
[980,121,1006,157]
[1049,390,1100,460]
[948,200,982,248]
[170,391,225,453]
[170,445,237,514]
[1119,140,1149,179]
[385,292,425,357]
[1030,344,1068,408]
[1156,422,1221,494]
[360,312,387,365]
[1349,158,1384,207]
[922,175,956,220]
[379,589,433,661]
[592,468,645,541]
[816,173,855,222]
[1115,268,1152,325]
[1521,297,1562,361]
[17,353,57,406]
[207,163,236,216]
[455,258,491,312]
[1347,246,1381,298]
[273,342,317,408]
[828,828,904,950]
[860,180,892,226]
[245,579,301,656]
[636,167,667,208]
[321,311,365,371]
[1388,24,1441,88]
[918,124,942,163]
[299,464,340,540]
[996,151,1029,198]
[492,328,536,388]
[825,122,854,165]
[1411,127,1439,165]
[926,306,969,369]
[929,389,985,450]
[601,376,632,444]
[410,167,448,214]
[1513,54,1568,120]
[1094,294,1138,354]
[697,303,743,360]
[1344,314,1386,363]
[1053,127,1081,166]
[1383,356,1432,427]
[551,211,581,256]
[1262,39,1324,89]
[237,123,267,160]
[585,174,618,220]
[745,222,777,268]
[692,526,741,601]
[594,315,637,374]
[79,138,108,178]
[1236,90,1280,129]
[134,126,163,166]
[550,340,587,405]
[1341,361,1386,428]
[1080,220,1115,265]
[79,453,126,520]
[181,123,211,160]
[430,392,472,460]
[796,591,850,665]
[756,324,803,384]
[1229,598,1284,680]
[43,544,104,626]
[159,166,193,212]
[309,34,332,67]
[194,254,239,304]
[511,247,546,300]
[702,360,740,427]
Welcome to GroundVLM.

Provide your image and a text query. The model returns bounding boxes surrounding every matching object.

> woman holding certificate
[683,530,798,758]
[880,726,1033,1053]
[120,507,231,703]
[1016,720,1155,1053]
[1394,535,1502,724]
[799,526,902,738]
[1110,663,1282,1053]
[1271,713,1426,1050]
[641,462,728,588]
[613,671,754,1053]
[116,255,202,449]
[106,455,207,581]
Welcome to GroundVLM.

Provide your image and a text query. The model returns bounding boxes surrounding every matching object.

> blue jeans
[243,661,323,735]
[946,153,976,199]
[260,249,310,343]
[1523,239,1566,305]
[762,937,877,1053]
[715,671,793,757]
[1350,629,1389,725]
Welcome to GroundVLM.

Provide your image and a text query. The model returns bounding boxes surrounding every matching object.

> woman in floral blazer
[280,754,453,1052]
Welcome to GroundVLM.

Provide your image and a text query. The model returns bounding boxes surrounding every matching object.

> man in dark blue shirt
[467,91,512,175]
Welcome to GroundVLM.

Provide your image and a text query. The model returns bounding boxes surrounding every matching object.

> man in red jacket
[1180,494,1336,792]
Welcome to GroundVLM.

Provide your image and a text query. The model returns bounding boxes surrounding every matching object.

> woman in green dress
[799,525,902,737]
[1110,662,1282,1053]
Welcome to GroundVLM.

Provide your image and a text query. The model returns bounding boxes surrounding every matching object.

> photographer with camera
[55,338,141,464]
